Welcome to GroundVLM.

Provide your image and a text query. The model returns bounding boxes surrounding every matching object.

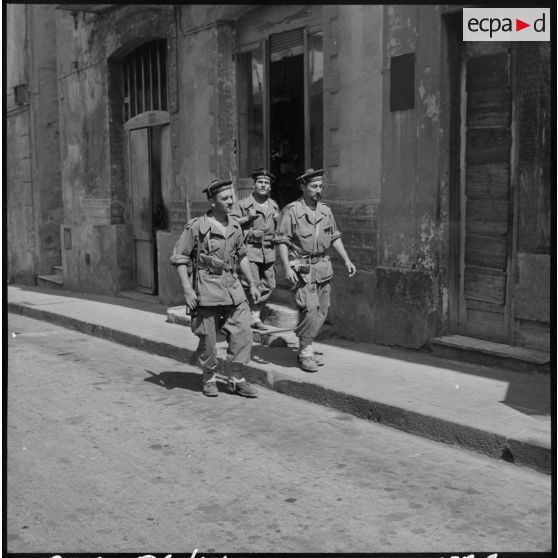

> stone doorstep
[430,335,550,365]
[37,273,63,285]
[119,290,162,305]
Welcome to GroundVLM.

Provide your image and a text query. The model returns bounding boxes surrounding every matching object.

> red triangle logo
[516,18,530,31]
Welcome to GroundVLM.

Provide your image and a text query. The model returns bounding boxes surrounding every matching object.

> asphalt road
[7,313,552,553]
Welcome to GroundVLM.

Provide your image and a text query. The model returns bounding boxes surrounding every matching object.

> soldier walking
[230,169,280,331]
[275,169,356,372]
[171,178,261,397]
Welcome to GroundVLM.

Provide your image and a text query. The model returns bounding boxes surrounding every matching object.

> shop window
[122,40,167,121]
[308,31,323,170]
[237,28,323,207]
[236,47,264,179]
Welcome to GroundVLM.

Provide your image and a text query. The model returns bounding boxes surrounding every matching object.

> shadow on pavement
[144,370,202,393]
[11,284,551,418]
[501,380,552,416]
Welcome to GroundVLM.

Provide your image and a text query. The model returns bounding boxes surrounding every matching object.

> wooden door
[129,127,156,293]
[457,43,515,343]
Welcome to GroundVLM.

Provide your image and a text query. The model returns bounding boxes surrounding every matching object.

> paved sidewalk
[7,285,552,473]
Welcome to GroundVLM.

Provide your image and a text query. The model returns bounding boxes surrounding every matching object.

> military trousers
[240,261,276,307]
[191,300,252,380]
[293,280,332,343]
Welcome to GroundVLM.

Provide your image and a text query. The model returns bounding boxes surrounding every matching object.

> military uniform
[275,197,341,343]
[230,169,280,329]
[171,179,256,397]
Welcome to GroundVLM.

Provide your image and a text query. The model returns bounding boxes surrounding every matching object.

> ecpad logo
[463,8,550,41]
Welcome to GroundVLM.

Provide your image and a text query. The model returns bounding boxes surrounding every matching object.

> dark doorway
[269,37,305,207]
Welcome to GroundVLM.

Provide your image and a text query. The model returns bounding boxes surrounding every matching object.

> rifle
[229,170,238,205]
[186,221,202,318]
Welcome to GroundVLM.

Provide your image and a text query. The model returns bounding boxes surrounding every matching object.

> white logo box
[463,8,550,41]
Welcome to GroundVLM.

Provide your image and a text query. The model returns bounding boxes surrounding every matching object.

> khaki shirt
[170,213,247,306]
[275,199,342,283]
[230,194,280,264]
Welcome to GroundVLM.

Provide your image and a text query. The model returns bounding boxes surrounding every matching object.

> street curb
[8,301,551,474]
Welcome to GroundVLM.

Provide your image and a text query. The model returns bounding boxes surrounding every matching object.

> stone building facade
[6,4,551,352]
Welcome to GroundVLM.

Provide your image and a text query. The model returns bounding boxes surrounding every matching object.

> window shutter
[269,28,304,62]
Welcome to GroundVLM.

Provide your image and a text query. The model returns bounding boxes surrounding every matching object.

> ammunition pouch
[197,254,235,275]
[247,229,274,248]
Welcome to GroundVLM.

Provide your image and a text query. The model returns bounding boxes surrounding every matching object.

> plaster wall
[7,5,34,284]
[323,5,383,342]
[6,4,62,284]
[7,111,35,284]
[376,5,447,348]
[28,5,63,275]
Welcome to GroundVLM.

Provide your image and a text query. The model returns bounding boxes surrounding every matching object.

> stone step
[119,289,160,305]
[429,334,550,373]
[37,274,63,289]
[53,265,64,275]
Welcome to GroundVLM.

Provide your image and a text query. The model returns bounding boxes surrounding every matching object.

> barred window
[122,40,167,121]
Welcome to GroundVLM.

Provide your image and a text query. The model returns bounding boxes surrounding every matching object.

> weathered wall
[28,5,63,276]
[7,4,34,283]
[6,4,62,284]
[513,43,551,351]
[7,109,35,285]
[323,5,383,342]
[377,5,447,348]
[57,9,113,293]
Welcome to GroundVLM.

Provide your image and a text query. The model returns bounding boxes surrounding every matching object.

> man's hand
[285,265,298,286]
[184,289,198,313]
[247,208,258,221]
[345,259,356,278]
[249,283,261,304]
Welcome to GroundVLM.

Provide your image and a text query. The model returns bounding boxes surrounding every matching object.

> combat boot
[312,352,324,366]
[202,368,219,397]
[297,354,319,372]
[227,379,258,398]
[227,361,258,398]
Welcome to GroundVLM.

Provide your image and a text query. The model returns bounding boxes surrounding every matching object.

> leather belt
[290,253,328,266]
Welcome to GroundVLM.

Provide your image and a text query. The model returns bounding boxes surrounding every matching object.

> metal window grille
[122,40,167,121]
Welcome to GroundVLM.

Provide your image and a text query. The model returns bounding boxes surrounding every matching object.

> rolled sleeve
[274,208,294,247]
[330,213,342,243]
[170,222,196,266]
[234,231,248,259]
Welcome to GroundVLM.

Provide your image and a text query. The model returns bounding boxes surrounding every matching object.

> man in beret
[171,178,261,398]
[275,169,356,372]
[230,169,280,331]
